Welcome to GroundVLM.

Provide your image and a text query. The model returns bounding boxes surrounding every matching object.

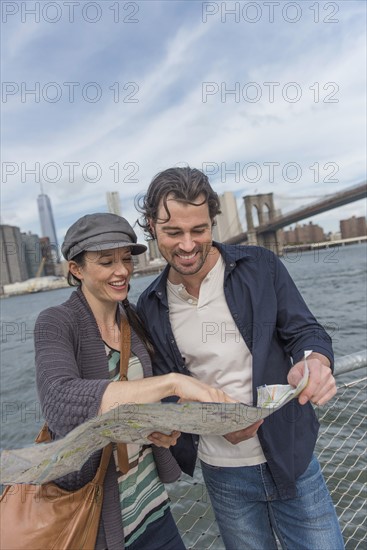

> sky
[1,0,366,248]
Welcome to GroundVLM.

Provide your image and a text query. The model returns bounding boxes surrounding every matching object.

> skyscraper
[37,192,59,261]
[213,191,243,242]
[106,192,121,215]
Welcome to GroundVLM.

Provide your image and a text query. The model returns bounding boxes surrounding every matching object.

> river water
[1,243,366,452]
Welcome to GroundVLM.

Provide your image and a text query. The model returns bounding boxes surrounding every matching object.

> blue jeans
[201,455,344,550]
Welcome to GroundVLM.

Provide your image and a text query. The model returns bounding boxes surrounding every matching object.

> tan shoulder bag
[0,316,131,549]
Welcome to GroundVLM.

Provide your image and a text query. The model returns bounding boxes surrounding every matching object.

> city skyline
[2,2,366,244]
[1,206,365,293]
[4,184,365,255]
[2,177,366,250]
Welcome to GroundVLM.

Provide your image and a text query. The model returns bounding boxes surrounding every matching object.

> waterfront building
[134,250,149,271]
[21,231,43,278]
[213,192,243,242]
[0,225,28,289]
[147,239,164,261]
[327,231,342,241]
[282,222,325,245]
[340,216,367,239]
[106,192,121,215]
[37,192,59,261]
[39,237,58,276]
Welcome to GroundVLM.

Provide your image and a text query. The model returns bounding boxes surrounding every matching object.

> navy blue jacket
[137,243,334,498]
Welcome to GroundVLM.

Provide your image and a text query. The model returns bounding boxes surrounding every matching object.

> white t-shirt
[167,256,266,467]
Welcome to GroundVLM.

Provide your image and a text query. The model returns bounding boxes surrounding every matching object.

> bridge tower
[244,193,282,255]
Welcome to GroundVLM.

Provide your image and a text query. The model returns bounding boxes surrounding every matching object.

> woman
[34,213,232,550]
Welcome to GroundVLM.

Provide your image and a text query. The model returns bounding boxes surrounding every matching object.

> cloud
[1,0,366,242]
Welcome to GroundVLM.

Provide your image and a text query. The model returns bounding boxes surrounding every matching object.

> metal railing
[316,351,367,550]
[167,351,367,550]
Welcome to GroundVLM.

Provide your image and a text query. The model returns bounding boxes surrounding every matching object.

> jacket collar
[148,241,253,300]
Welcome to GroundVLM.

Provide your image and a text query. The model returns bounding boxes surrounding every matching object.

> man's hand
[288,352,337,406]
[223,419,263,445]
[148,430,181,448]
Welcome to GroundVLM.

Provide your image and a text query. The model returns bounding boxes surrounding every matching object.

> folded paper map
[1,357,309,484]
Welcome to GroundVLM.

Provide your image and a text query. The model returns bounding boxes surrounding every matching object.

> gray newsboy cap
[61,213,147,260]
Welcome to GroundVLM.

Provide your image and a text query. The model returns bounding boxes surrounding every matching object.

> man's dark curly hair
[136,166,221,238]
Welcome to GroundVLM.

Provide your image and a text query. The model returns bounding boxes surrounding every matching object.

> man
[136,166,344,550]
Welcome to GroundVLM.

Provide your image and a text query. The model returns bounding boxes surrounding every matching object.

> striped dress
[105,344,170,547]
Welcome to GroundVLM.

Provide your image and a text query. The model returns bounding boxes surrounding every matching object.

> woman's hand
[99,371,236,415]
[148,430,181,448]
[169,373,236,404]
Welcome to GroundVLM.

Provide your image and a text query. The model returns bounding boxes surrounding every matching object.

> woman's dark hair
[122,299,155,358]
[136,166,221,238]
[67,252,154,356]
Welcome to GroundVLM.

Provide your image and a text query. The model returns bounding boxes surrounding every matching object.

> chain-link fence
[316,372,366,549]
[167,352,367,550]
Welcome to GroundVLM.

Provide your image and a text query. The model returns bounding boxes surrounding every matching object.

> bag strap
[93,443,113,485]
[35,422,52,444]
[115,313,131,474]
[119,314,131,381]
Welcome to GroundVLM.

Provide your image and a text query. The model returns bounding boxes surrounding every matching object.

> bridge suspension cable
[274,193,335,200]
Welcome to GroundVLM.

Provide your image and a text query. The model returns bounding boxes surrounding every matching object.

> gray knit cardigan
[34,288,181,550]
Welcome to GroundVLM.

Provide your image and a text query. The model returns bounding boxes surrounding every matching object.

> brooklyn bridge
[133,180,366,274]
[225,180,367,254]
